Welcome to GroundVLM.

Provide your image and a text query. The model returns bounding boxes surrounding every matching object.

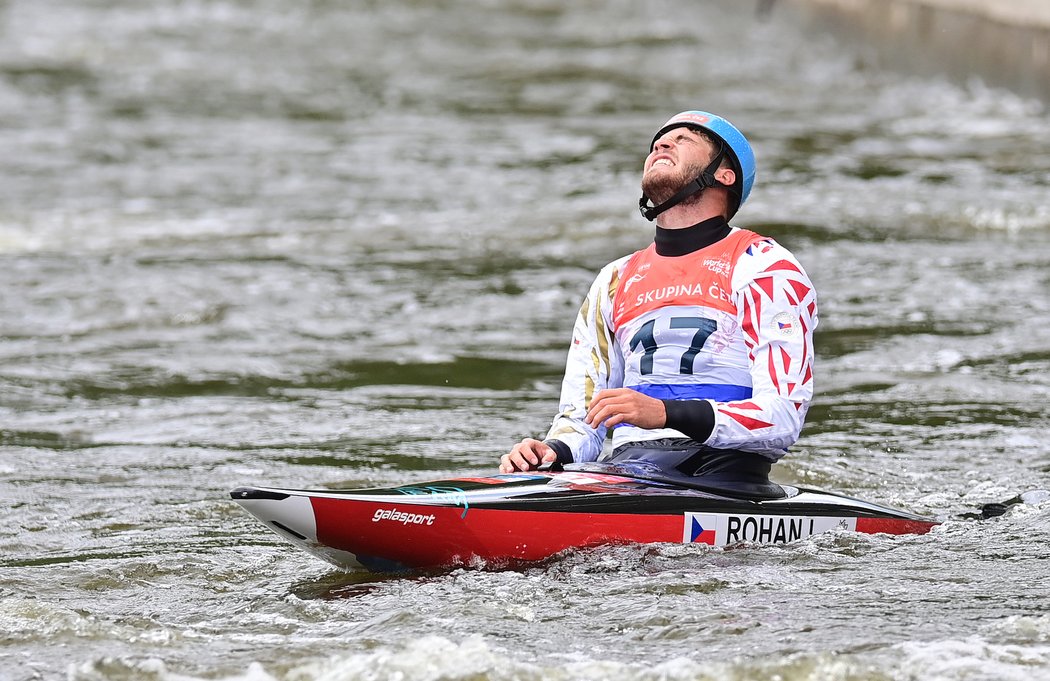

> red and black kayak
[230,461,938,572]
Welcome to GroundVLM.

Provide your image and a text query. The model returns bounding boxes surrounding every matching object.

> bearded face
[641,127,721,205]
[640,156,710,205]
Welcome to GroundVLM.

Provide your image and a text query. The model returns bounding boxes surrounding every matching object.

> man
[500,111,817,493]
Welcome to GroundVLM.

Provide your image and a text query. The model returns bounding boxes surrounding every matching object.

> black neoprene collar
[654,216,731,257]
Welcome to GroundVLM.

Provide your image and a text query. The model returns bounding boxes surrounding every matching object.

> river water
[2,1,1049,679]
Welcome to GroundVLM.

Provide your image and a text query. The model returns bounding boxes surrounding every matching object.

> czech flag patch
[772,312,797,337]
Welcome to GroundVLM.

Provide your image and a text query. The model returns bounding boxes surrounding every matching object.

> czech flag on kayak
[690,517,717,544]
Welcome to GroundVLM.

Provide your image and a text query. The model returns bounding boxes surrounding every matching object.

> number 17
[629,317,718,375]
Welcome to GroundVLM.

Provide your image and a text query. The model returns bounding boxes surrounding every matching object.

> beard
[640,160,705,205]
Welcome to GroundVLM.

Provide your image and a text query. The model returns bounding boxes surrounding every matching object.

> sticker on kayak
[684,513,858,546]
[372,507,437,526]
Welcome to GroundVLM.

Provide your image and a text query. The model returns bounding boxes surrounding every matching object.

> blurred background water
[1,1,1049,679]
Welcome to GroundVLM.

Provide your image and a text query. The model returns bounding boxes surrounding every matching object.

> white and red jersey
[544,228,817,462]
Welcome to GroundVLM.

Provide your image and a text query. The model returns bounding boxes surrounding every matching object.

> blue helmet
[648,111,756,215]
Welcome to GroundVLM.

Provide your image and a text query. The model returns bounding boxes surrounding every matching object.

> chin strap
[639,144,733,222]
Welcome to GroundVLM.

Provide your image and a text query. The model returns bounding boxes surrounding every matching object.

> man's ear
[714,167,736,188]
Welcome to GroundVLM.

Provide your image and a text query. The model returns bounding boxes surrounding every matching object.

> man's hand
[584,388,666,430]
[500,438,558,473]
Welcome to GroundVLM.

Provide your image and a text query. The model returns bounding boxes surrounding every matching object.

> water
[2,0,1049,679]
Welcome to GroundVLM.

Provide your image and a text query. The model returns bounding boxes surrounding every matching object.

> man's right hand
[500,438,558,473]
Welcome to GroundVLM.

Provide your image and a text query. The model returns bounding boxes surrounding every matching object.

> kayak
[230,461,938,572]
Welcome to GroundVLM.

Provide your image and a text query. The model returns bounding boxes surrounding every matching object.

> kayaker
[500,111,817,496]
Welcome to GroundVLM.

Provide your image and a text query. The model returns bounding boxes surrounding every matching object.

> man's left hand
[584,388,666,430]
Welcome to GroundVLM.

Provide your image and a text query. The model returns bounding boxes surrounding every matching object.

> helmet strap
[639,144,730,222]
